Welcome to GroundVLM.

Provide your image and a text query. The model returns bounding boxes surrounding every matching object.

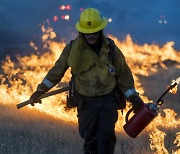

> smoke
[0,0,180,60]
[0,0,59,60]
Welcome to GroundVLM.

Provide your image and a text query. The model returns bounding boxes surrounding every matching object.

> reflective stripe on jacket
[37,34,135,97]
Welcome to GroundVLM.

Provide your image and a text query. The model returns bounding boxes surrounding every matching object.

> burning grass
[0,25,180,153]
[0,97,179,153]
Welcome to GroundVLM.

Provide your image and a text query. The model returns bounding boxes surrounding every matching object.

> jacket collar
[78,32,110,54]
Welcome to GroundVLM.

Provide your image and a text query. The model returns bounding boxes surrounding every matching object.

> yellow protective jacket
[37,34,135,98]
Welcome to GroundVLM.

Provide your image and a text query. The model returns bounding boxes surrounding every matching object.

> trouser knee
[97,130,116,144]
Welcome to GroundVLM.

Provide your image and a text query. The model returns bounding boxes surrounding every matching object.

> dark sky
[0,0,180,60]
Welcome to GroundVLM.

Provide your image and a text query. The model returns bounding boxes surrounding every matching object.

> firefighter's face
[83,31,101,44]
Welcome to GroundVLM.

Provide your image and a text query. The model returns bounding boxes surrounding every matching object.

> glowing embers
[29,41,38,50]
[158,15,168,24]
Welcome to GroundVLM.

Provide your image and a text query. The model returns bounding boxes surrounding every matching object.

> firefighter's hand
[130,95,144,113]
[30,91,45,106]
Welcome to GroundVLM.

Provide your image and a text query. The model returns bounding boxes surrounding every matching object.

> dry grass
[0,62,179,154]
[0,104,154,154]
[0,105,83,154]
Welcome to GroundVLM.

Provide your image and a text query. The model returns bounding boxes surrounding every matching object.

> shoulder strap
[107,38,126,111]
[66,40,74,57]
[69,40,74,49]
[107,38,117,67]
[69,40,74,75]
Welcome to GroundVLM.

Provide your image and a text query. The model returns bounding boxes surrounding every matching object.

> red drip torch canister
[123,103,158,138]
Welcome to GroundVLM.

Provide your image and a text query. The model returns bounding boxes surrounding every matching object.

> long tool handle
[17,86,70,109]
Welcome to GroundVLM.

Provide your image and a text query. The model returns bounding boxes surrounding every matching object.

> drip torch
[123,79,179,138]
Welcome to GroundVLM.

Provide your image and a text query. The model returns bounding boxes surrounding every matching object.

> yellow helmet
[76,8,108,34]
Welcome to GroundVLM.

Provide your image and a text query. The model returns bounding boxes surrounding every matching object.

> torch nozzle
[170,82,177,89]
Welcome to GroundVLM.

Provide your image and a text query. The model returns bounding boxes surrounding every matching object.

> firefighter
[30,8,144,154]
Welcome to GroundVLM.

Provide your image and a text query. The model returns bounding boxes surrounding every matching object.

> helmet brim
[76,17,108,34]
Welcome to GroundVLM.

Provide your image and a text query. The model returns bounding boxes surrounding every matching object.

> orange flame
[0,23,180,153]
[169,85,177,94]
[170,77,180,94]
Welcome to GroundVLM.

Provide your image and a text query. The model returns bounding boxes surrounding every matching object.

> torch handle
[125,108,134,123]
[17,86,70,109]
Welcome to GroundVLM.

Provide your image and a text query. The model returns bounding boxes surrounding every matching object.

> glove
[129,95,144,113]
[30,91,45,106]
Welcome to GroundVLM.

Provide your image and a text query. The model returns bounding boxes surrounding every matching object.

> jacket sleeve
[36,43,71,92]
[114,45,137,99]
